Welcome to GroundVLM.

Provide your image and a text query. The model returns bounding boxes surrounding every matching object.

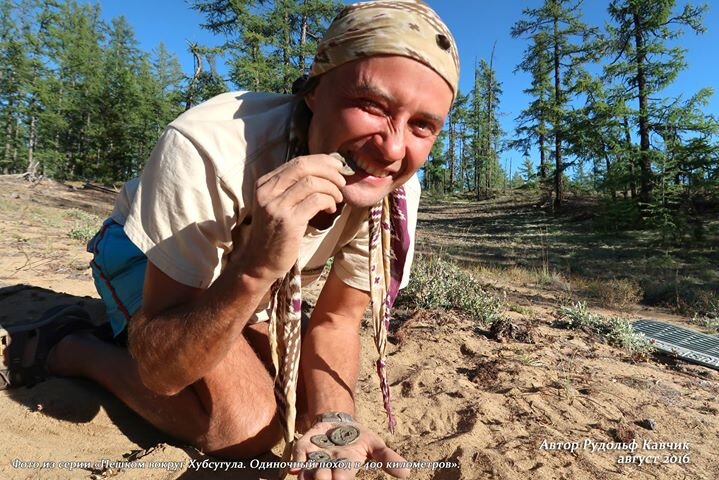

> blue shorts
[87,219,147,337]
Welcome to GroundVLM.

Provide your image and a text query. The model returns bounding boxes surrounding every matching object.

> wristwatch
[315,411,355,424]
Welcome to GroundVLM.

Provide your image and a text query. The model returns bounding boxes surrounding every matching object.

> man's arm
[300,267,370,419]
[128,153,348,396]
[293,269,411,478]
[129,259,275,396]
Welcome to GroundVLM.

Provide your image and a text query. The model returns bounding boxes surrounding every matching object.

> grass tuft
[66,209,100,242]
[399,254,503,325]
[585,278,643,309]
[556,302,654,358]
[690,292,719,333]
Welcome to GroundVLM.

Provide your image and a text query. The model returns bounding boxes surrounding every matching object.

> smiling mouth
[343,152,391,178]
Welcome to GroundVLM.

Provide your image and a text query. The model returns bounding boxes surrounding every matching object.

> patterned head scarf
[270,1,459,470]
[310,0,459,97]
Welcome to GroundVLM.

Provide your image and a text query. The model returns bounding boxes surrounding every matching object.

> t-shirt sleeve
[332,212,371,291]
[123,127,236,288]
[332,174,421,292]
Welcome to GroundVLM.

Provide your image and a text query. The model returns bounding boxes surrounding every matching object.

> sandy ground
[0,175,717,480]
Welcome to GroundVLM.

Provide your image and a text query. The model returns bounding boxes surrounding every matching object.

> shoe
[0,304,94,389]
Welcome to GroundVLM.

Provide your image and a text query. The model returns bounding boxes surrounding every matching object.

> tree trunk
[282,1,291,92]
[552,15,563,209]
[622,114,637,198]
[473,61,481,199]
[458,125,465,191]
[603,143,615,199]
[485,43,496,198]
[12,116,19,168]
[448,113,455,193]
[26,114,39,179]
[4,112,12,167]
[633,8,651,204]
[185,44,202,111]
[299,0,308,73]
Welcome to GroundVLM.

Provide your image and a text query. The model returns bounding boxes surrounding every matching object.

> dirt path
[1,176,717,479]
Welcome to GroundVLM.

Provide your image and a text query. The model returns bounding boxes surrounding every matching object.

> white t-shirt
[114,91,420,322]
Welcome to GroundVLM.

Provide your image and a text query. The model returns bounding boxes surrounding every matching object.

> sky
[97,0,719,172]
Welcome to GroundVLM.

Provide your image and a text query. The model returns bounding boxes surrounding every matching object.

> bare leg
[46,322,284,459]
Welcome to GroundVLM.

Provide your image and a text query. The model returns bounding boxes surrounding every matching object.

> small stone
[636,418,657,431]
[460,343,476,356]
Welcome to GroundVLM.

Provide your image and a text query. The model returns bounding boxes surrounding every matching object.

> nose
[373,121,406,163]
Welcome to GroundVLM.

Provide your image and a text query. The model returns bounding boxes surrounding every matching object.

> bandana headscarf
[269,0,460,467]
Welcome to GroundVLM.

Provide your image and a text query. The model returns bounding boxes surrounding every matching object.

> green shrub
[593,197,642,232]
[66,209,100,242]
[691,291,719,333]
[586,278,643,308]
[399,254,503,324]
[557,302,654,358]
[69,224,98,242]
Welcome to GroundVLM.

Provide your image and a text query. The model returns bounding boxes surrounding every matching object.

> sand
[1,175,717,480]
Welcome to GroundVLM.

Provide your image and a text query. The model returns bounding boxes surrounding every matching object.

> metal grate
[632,319,719,370]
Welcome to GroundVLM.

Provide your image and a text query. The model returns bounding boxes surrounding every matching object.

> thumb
[370,444,411,479]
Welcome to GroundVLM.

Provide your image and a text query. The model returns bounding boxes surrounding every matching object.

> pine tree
[512,32,552,182]
[97,16,146,181]
[604,0,708,203]
[470,57,503,198]
[519,155,536,186]
[42,0,105,179]
[424,130,447,193]
[191,0,341,93]
[0,0,31,173]
[512,0,597,208]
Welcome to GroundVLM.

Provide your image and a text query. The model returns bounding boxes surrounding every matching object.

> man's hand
[288,420,410,480]
[238,154,346,282]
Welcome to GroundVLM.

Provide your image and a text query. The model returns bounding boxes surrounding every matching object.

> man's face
[305,55,453,208]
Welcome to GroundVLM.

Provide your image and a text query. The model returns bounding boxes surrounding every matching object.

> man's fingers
[370,444,411,479]
[313,465,333,480]
[332,463,361,480]
[285,175,344,206]
[288,449,307,475]
[263,175,343,218]
[256,154,346,192]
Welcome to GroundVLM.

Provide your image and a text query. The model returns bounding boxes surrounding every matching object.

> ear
[304,89,316,113]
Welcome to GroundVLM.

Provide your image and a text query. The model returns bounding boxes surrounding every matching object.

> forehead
[319,55,453,113]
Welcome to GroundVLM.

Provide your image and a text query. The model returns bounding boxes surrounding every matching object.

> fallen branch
[83,182,118,194]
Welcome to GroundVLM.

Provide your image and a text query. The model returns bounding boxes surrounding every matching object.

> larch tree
[191,0,340,93]
[604,0,708,203]
[512,31,552,184]
[512,0,597,209]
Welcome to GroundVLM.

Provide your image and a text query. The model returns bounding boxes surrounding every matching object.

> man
[3,1,458,478]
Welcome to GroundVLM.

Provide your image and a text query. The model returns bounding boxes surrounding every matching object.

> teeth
[353,155,390,178]
[331,152,356,176]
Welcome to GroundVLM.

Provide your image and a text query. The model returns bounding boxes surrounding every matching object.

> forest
[1,0,718,242]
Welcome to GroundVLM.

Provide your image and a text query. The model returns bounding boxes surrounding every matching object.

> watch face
[318,412,354,423]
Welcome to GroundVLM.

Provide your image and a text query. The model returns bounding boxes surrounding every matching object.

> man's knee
[194,400,283,459]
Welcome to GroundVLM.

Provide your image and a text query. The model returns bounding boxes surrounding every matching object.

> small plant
[689,291,719,333]
[586,278,643,308]
[557,302,654,358]
[69,224,98,242]
[692,314,719,333]
[399,254,503,324]
[67,208,99,223]
[516,351,543,367]
[593,197,642,232]
[66,209,100,243]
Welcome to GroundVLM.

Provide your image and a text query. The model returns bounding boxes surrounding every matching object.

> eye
[411,120,437,138]
[358,98,386,115]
